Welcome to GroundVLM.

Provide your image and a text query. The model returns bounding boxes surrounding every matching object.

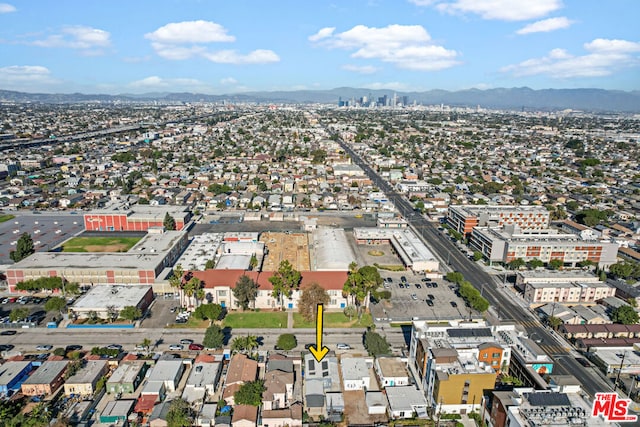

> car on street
[421,277,429,282]
[576,357,591,367]
[169,344,184,351]
[107,344,122,350]
[0,344,14,351]
[415,283,421,289]
[450,301,457,308]
[428,294,435,300]
[336,343,351,350]
[411,293,418,300]
[180,339,194,345]
[0,330,17,335]
[36,344,53,351]
[65,345,83,352]
[189,343,204,351]
[426,299,434,307]
[304,343,314,350]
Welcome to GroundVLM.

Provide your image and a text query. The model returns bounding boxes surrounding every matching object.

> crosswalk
[538,343,570,356]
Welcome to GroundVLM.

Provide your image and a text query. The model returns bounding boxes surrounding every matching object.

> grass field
[293,312,373,328]
[61,236,142,252]
[223,312,288,329]
[0,214,15,223]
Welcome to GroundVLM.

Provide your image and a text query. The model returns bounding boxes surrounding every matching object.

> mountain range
[1,87,639,112]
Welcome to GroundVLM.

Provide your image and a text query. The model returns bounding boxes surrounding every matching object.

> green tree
[10,232,35,262]
[364,330,390,356]
[44,296,67,316]
[343,305,357,321]
[166,398,193,427]
[508,258,526,270]
[527,259,544,269]
[193,303,223,324]
[609,261,640,280]
[276,333,297,350]
[233,275,259,310]
[549,259,564,270]
[547,316,562,330]
[169,264,185,307]
[446,271,464,284]
[298,282,330,322]
[9,307,29,322]
[205,259,215,269]
[203,324,225,349]
[343,264,382,316]
[472,251,483,262]
[612,305,639,325]
[268,260,302,309]
[120,306,142,322]
[628,298,638,308]
[163,212,176,230]
[231,335,259,353]
[234,380,265,406]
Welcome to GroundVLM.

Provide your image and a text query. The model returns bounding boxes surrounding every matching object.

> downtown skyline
[0,0,638,94]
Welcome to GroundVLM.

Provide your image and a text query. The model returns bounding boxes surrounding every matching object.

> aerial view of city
[0,1,639,426]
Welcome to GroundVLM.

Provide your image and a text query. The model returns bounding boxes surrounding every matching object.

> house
[260,402,303,427]
[21,360,68,396]
[107,361,149,394]
[147,359,185,393]
[366,391,388,415]
[385,386,429,419]
[374,357,409,388]
[182,362,222,404]
[149,400,172,427]
[231,404,258,427]
[262,369,294,410]
[223,354,258,405]
[99,399,135,424]
[64,360,109,398]
[340,357,370,391]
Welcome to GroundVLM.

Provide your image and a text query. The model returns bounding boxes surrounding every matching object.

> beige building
[523,281,615,307]
[21,361,68,396]
[64,360,109,398]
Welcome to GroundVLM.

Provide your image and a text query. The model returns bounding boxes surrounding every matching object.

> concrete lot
[140,296,181,329]
[0,211,84,265]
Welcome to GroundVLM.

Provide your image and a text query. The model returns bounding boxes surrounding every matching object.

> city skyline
[0,0,638,94]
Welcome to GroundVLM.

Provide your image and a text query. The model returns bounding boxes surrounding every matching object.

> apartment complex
[447,205,550,237]
[522,281,615,307]
[470,225,618,268]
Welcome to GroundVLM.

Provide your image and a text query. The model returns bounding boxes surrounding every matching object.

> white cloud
[516,17,572,34]
[220,77,238,85]
[30,26,111,54]
[501,38,640,78]
[0,3,16,13]
[413,0,563,21]
[145,20,279,65]
[144,20,235,44]
[0,65,59,89]
[202,49,279,64]
[310,24,459,71]
[308,27,335,42]
[342,64,378,74]
[367,81,410,90]
[129,76,212,92]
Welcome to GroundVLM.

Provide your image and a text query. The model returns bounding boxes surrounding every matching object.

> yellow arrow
[309,303,329,362]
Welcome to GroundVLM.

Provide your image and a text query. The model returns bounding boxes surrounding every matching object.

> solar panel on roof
[526,392,571,407]
[447,328,492,338]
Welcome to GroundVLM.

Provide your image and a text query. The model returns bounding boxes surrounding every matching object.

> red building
[84,207,191,231]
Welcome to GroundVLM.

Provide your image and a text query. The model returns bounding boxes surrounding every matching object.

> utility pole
[436,397,444,427]
[614,351,627,393]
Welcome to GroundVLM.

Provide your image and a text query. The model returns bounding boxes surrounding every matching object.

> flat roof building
[84,205,191,232]
[0,361,32,394]
[447,205,550,237]
[64,360,109,398]
[71,285,154,319]
[107,361,149,395]
[311,227,356,271]
[21,360,68,396]
[6,229,188,290]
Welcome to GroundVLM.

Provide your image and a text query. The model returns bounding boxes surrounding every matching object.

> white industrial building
[70,285,154,320]
[311,227,356,271]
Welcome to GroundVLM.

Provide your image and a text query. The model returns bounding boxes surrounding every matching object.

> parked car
[0,330,17,335]
[426,299,434,307]
[106,344,122,350]
[180,339,194,345]
[189,343,204,351]
[336,343,351,350]
[65,345,83,352]
[415,283,421,289]
[450,301,457,308]
[400,276,407,283]
[411,293,418,300]
[432,283,438,288]
[428,294,435,300]
[0,344,14,352]
[304,343,314,350]
[576,357,591,367]
[169,344,184,351]
[36,344,53,351]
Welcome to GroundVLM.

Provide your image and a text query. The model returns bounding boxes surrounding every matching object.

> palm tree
[169,264,185,306]
[183,278,199,310]
[195,287,205,308]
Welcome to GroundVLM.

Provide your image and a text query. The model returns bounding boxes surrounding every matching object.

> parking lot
[0,295,56,327]
[370,271,482,323]
[140,296,182,328]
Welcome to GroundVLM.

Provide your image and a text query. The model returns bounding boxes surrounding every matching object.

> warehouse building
[84,205,191,231]
[311,227,356,271]
[64,360,109,398]
[21,360,68,396]
[70,285,154,320]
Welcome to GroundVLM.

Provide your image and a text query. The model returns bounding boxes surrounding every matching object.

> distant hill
[1,87,639,112]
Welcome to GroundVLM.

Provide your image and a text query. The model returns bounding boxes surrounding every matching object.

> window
[492,352,501,358]
[218,290,227,296]
[482,353,488,359]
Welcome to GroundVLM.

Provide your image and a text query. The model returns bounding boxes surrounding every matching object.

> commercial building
[353,227,439,272]
[311,227,356,271]
[21,360,68,396]
[64,360,109,398]
[409,320,512,414]
[99,399,135,424]
[470,225,618,268]
[0,361,33,395]
[447,205,550,237]
[6,228,188,290]
[498,329,554,389]
[107,361,149,394]
[522,281,615,307]
[340,357,371,391]
[70,285,154,320]
[374,357,410,388]
[84,205,191,231]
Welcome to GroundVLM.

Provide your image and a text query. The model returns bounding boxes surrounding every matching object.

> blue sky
[0,0,638,94]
